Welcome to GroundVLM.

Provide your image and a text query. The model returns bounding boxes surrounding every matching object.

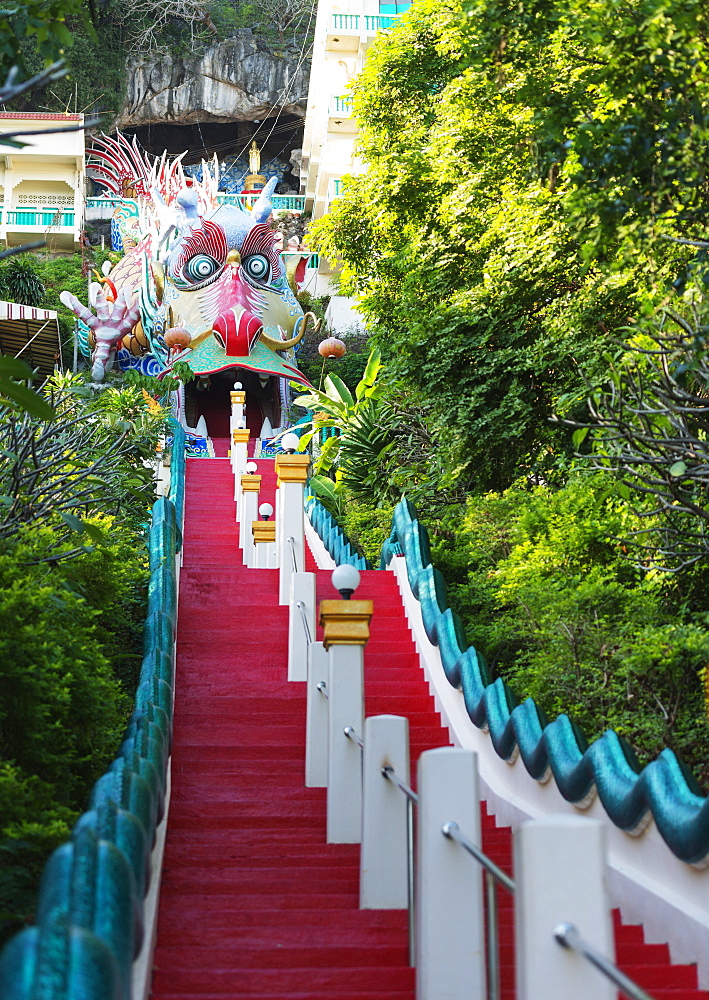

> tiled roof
[0,112,83,121]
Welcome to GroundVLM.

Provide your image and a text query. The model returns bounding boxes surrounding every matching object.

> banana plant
[292,346,384,452]
[291,347,395,513]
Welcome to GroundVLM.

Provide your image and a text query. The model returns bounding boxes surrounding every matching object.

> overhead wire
[249,6,316,160]
[182,119,303,162]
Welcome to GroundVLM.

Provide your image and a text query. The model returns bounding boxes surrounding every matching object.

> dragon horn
[252,176,278,223]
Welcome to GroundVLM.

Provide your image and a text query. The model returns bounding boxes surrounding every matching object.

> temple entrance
[184,367,283,448]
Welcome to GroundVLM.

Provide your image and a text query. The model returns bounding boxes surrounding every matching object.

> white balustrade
[288,571,316,682]
[232,429,249,499]
[514,815,614,1000]
[305,640,329,787]
[320,595,372,844]
[361,715,410,910]
[327,641,364,844]
[417,747,486,1000]
[275,453,310,604]
[255,456,627,1000]
[239,473,260,567]
[252,520,275,568]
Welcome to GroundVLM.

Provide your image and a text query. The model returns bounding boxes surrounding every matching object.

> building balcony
[328,96,356,132]
[7,208,75,227]
[326,13,399,50]
[1,205,80,251]
[324,177,344,214]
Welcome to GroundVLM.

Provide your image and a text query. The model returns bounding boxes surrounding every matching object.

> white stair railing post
[239,473,260,567]
[238,463,258,548]
[232,427,249,500]
[274,481,283,567]
[275,454,310,604]
[417,747,485,1000]
[320,593,372,844]
[305,640,329,787]
[514,816,614,1000]
[252,519,276,569]
[361,714,410,910]
[288,571,316,681]
[229,386,246,472]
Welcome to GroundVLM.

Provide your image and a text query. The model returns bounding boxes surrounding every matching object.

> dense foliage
[0,371,168,945]
[311,0,708,491]
[307,0,709,784]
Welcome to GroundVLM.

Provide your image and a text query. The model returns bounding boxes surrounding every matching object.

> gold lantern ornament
[318,337,346,360]
[164,327,192,353]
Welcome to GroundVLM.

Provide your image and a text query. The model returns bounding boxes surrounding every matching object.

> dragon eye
[243,254,271,283]
[183,254,220,283]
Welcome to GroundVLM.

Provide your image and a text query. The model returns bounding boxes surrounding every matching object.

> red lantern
[318,337,346,359]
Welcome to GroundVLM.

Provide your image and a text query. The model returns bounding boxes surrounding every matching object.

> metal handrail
[295,600,312,644]
[343,726,363,749]
[441,820,515,1000]
[441,821,515,893]
[287,535,298,573]
[382,764,417,965]
[382,765,419,804]
[316,680,328,700]
[554,922,658,1000]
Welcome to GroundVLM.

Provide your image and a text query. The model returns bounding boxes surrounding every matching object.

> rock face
[119,30,309,127]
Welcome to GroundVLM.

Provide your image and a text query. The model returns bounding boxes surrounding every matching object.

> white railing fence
[228,397,656,1000]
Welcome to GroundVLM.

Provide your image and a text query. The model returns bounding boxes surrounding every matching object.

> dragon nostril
[213,307,262,356]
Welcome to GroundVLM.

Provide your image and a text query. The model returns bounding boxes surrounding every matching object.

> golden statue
[244,140,267,191]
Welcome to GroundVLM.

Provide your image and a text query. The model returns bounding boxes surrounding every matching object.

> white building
[300,0,409,309]
[0,112,86,253]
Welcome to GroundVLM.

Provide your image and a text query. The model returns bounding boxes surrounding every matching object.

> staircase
[149,456,709,1000]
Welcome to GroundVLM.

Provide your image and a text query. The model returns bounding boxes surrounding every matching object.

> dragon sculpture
[62,134,316,429]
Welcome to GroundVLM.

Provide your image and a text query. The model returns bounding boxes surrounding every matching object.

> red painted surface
[150,457,709,1000]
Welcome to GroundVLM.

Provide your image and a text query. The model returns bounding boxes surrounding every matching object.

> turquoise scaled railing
[381,498,709,865]
[0,427,187,1000]
[168,419,186,550]
[305,496,371,570]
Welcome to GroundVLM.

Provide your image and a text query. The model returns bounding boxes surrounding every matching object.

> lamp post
[252,502,275,568]
[275,435,310,604]
[229,381,246,455]
[320,566,372,843]
[275,431,299,563]
[232,422,250,498]
[240,461,260,567]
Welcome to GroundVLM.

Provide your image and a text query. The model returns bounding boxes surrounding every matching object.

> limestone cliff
[118,30,309,128]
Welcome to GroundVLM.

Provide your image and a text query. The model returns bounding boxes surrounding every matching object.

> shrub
[0,522,146,945]
[342,499,396,566]
[426,475,709,785]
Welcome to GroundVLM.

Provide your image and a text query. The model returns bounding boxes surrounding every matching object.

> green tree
[310,0,706,493]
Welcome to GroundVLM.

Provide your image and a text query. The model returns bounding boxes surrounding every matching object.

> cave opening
[124,115,304,192]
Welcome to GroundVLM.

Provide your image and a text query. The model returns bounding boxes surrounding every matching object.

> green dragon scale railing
[0,423,187,1000]
[305,496,371,569]
[378,498,709,865]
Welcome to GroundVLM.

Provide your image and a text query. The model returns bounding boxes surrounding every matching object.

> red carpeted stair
[150,456,709,1000]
